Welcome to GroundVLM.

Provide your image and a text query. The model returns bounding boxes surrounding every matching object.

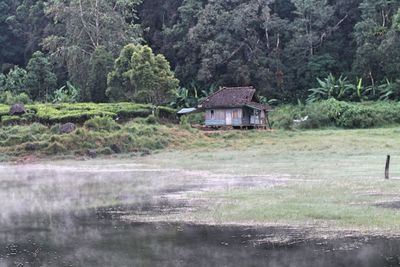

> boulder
[59,123,76,134]
[9,104,26,116]
[87,150,97,158]
[110,144,121,154]
[25,143,37,151]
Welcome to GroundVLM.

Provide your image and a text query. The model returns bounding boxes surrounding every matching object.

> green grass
[138,128,400,232]
[198,181,400,231]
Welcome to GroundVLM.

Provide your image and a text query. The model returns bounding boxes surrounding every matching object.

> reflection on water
[0,161,400,266]
[1,213,400,267]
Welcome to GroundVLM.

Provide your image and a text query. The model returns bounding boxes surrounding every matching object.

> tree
[0,66,28,94]
[6,0,50,64]
[25,51,57,101]
[283,0,337,98]
[0,0,26,69]
[106,44,179,104]
[353,0,400,85]
[43,0,142,100]
[170,0,289,97]
[87,46,114,103]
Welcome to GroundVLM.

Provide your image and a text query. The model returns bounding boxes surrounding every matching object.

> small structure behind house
[177,107,197,117]
[198,86,272,129]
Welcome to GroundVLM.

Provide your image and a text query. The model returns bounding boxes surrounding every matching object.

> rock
[110,144,121,154]
[59,123,76,134]
[87,150,97,158]
[9,103,26,116]
[25,143,37,151]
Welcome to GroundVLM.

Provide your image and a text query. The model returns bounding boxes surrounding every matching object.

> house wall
[243,108,266,126]
[205,108,243,126]
[250,110,266,125]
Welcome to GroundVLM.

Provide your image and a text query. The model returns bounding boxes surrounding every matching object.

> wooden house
[198,86,272,129]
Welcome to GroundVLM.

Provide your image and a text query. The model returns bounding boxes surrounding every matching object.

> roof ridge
[222,86,254,90]
[201,86,254,103]
[198,86,257,108]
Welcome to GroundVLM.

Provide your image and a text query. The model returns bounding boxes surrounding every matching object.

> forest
[1,0,400,106]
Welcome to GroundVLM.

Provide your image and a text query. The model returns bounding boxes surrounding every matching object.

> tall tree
[42,0,142,100]
[283,0,337,98]
[107,44,179,104]
[0,0,25,70]
[353,0,400,85]
[87,46,114,103]
[167,0,289,97]
[25,51,57,101]
[6,0,51,65]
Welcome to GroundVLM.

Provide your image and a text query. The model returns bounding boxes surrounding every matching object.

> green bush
[157,106,177,121]
[84,116,120,132]
[145,114,158,124]
[45,142,67,155]
[271,99,400,129]
[179,115,192,131]
[185,112,204,124]
[270,105,299,130]
[0,91,32,105]
[0,102,173,125]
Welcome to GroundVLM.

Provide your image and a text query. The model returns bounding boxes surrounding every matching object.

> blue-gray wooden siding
[205,108,266,126]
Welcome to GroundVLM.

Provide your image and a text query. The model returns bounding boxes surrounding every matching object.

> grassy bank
[0,117,205,161]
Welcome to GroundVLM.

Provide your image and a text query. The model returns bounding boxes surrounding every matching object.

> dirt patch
[374,201,400,209]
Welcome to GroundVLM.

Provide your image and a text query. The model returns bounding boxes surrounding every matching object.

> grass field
[139,128,400,233]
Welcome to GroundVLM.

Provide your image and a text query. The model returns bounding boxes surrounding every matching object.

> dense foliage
[1,0,400,104]
[0,102,175,125]
[106,44,179,104]
[271,99,400,129]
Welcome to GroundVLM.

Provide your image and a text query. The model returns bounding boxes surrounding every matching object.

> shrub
[84,116,120,132]
[0,91,32,105]
[270,105,299,130]
[145,115,158,124]
[185,112,204,125]
[272,99,400,129]
[45,142,67,155]
[157,106,177,121]
[179,115,192,131]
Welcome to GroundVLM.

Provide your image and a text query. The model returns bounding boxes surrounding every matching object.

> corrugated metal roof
[177,108,197,114]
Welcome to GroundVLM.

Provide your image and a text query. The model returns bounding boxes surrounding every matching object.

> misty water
[1,160,400,267]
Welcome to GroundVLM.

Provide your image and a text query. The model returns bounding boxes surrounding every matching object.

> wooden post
[266,113,272,130]
[385,155,390,180]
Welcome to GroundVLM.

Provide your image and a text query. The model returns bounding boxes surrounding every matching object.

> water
[1,161,400,267]
[2,213,400,267]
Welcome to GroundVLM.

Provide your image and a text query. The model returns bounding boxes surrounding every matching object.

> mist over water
[0,160,399,267]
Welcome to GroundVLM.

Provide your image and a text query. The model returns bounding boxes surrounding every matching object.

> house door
[226,111,232,125]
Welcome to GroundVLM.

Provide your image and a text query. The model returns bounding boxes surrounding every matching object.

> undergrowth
[270,99,400,129]
[0,103,176,125]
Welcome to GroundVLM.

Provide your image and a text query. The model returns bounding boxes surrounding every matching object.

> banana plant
[377,79,400,101]
[306,74,352,103]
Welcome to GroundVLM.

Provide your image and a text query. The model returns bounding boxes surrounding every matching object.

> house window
[211,110,215,118]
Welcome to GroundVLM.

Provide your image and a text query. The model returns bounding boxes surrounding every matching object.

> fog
[0,160,399,266]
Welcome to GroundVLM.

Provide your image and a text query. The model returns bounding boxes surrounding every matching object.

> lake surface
[1,161,400,267]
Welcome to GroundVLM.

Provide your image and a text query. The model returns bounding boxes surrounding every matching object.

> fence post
[385,155,390,180]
